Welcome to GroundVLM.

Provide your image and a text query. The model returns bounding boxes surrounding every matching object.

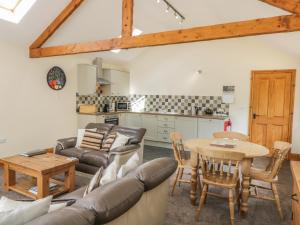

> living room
[0,0,300,225]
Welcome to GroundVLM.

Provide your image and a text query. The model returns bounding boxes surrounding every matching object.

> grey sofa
[25,157,177,225]
[56,123,146,174]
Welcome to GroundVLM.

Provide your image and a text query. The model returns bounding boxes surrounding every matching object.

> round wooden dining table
[184,138,269,215]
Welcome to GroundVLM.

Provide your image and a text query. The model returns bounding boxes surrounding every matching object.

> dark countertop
[77,111,228,120]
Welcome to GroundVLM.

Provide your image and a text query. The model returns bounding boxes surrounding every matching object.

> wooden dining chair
[195,148,245,225]
[249,141,291,219]
[213,131,249,141]
[170,132,200,195]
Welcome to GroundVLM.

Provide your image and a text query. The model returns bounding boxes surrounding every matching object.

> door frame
[248,69,296,145]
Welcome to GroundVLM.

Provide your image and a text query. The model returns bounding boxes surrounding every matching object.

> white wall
[0,41,89,157]
[130,38,300,153]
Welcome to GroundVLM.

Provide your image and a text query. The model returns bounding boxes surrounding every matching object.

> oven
[116,102,130,111]
[104,115,119,125]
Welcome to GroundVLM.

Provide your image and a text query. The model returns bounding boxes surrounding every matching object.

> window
[0,0,36,23]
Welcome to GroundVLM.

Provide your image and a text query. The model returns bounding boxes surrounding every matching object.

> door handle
[253,113,257,119]
[291,193,299,202]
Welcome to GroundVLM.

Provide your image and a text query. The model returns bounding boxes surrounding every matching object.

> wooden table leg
[3,164,15,191]
[240,158,252,216]
[37,175,49,199]
[65,165,75,192]
[190,152,199,205]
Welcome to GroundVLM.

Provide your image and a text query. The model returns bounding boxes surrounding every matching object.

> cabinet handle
[291,193,299,202]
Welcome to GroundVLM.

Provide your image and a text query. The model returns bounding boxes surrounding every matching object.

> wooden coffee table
[0,153,78,199]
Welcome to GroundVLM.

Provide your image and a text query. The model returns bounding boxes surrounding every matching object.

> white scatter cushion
[0,195,52,225]
[76,128,97,148]
[117,152,140,178]
[0,196,66,213]
[110,132,131,150]
[100,160,118,186]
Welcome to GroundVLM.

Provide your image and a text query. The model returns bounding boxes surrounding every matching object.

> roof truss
[29,0,300,58]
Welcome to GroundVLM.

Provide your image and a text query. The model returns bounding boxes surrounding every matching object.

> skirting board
[289,153,300,161]
[145,140,172,149]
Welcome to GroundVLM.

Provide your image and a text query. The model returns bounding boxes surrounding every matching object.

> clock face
[47,66,66,90]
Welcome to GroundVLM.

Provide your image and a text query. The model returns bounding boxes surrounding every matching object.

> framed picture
[47,66,66,90]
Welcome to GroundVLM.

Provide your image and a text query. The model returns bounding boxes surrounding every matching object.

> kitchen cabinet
[157,116,175,143]
[77,115,104,129]
[175,117,198,139]
[142,115,158,141]
[197,118,224,138]
[126,113,143,128]
[77,64,97,95]
[103,69,129,96]
[119,113,127,127]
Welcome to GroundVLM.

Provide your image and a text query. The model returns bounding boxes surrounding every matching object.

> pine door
[249,70,295,154]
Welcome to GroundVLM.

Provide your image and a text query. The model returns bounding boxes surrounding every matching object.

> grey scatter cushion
[83,167,104,197]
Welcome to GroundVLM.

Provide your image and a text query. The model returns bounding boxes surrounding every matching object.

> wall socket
[0,139,7,144]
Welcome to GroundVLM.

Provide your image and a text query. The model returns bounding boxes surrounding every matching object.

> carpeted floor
[0,146,292,225]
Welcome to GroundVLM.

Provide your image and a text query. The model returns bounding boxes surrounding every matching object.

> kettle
[103,104,109,113]
[204,108,213,115]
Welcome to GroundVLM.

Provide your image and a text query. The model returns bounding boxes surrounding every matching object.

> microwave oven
[116,102,130,111]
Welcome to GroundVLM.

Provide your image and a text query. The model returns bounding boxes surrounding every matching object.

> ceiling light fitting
[156,0,185,24]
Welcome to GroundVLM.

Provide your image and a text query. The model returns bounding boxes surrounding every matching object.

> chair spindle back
[198,149,245,180]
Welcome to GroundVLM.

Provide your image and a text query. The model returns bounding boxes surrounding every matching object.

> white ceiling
[1,0,300,61]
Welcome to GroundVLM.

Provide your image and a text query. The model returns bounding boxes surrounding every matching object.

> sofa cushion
[76,163,100,175]
[101,133,117,152]
[132,157,177,191]
[80,151,108,168]
[24,206,95,225]
[85,123,114,134]
[80,130,106,151]
[75,177,144,224]
[111,126,146,144]
[83,167,104,197]
[58,148,91,160]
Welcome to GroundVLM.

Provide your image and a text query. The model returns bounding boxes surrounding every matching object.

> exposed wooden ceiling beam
[30,14,300,58]
[259,0,300,14]
[122,0,134,37]
[30,0,84,49]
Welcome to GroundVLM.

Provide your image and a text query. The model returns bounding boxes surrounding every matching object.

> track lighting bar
[156,0,185,24]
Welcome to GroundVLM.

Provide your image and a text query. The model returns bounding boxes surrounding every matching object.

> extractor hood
[92,57,110,85]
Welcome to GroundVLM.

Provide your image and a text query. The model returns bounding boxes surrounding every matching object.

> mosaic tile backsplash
[77,94,229,115]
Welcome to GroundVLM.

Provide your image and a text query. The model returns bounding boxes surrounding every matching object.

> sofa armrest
[109,144,140,156]
[55,137,77,154]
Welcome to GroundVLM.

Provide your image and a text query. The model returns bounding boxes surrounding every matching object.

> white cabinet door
[126,113,143,128]
[77,115,97,129]
[197,118,224,138]
[77,64,97,95]
[119,113,128,127]
[110,70,130,96]
[142,115,157,141]
[175,117,198,139]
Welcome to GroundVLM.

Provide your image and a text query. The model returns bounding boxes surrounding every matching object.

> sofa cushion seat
[80,151,108,168]
[58,148,92,160]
